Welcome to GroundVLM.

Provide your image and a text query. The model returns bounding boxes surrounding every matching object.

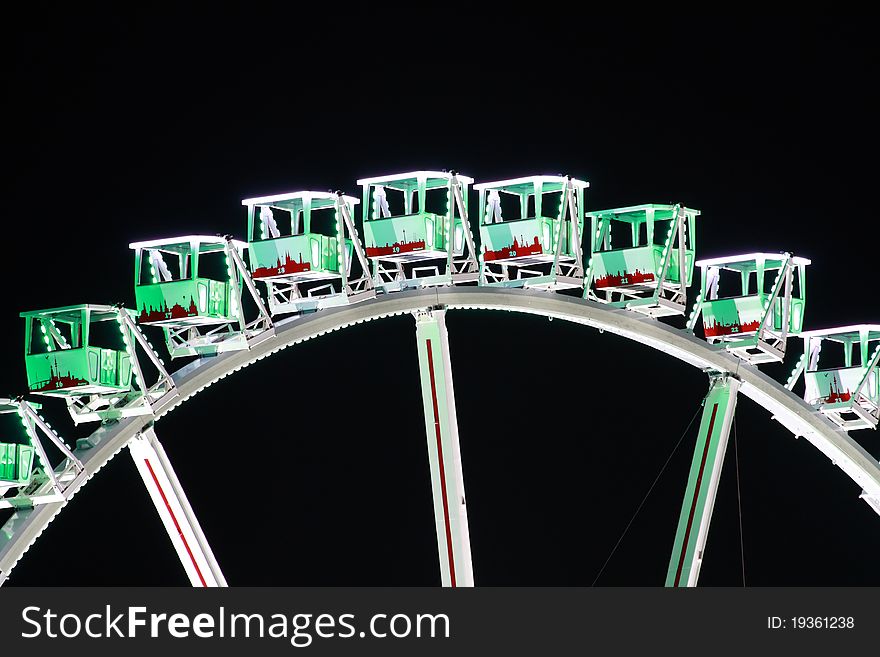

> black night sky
[2,11,878,586]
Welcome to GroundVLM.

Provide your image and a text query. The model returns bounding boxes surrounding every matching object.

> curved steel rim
[2,286,878,584]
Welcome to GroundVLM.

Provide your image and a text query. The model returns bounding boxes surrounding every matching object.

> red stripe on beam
[673,403,719,587]
[144,458,208,587]
[426,339,457,587]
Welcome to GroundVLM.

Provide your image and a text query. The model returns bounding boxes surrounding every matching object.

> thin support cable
[591,401,705,586]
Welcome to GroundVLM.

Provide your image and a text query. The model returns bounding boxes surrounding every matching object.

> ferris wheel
[1,171,878,587]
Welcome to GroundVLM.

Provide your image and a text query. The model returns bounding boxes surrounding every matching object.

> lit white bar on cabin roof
[129,235,247,250]
[473,175,589,191]
[356,171,475,186]
[19,303,125,319]
[241,191,359,206]
[800,325,880,341]
[587,203,701,216]
[695,253,812,268]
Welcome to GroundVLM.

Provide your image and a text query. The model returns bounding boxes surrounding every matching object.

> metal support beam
[666,372,741,587]
[129,426,227,587]
[413,307,474,587]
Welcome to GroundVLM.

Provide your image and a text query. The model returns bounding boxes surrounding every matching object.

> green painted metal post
[666,372,741,587]
[414,307,474,587]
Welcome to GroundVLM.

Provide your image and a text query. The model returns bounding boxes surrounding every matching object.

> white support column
[666,372,741,587]
[414,307,474,587]
[129,426,227,587]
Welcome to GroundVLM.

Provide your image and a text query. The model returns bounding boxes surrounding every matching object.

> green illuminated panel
[702,294,804,338]
[24,348,132,395]
[593,246,694,289]
[249,233,340,279]
[776,298,805,334]
[805,366,879,407]
[0,443,34,486]
[135,279,232,324]
[364,213,445,257]
[480,218,554,261]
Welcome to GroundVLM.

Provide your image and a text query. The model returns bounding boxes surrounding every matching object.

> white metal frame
[129,426,226,586]
[2,288,878,586]
[63,305,179,424]
[0,398,85,510]
[448,173,480,283]
[413,308,474,586]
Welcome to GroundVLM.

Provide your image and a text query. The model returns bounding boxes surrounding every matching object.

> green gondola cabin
[0,441,34,488]
[242,191,369,314]
[130,236,246,327]
[691,253,810,363]
[20,305,134,397]
[475,175,587,289]
[358,171,476,288]
[0,401,35,489]
[244,191,355,281]
[587,204,699,316]
[1,398,86,505]
[799,325,880,430]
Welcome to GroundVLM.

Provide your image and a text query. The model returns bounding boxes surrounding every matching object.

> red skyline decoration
[31,358,89,393]
[139,296,199,324]
[595,268,656,289]
[823,377,853,404]
[253,252,312,279]
[484,236,543,262]
[366,239,426,258]
[703,317,762,337]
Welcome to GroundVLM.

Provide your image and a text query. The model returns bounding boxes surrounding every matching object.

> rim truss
[1,288,878,586]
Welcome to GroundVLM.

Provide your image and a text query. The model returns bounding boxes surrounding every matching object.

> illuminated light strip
[143,458,207,587]
[241,191,359,207]
[425,338,456,588]
[673,403,719,587]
